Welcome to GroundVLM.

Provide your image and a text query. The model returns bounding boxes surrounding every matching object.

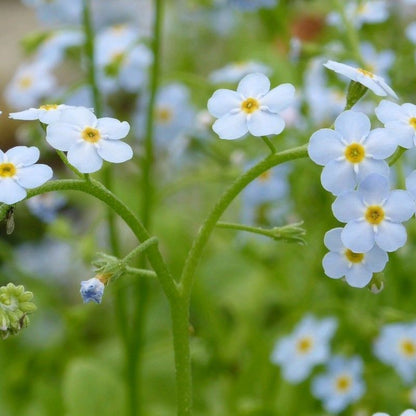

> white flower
[209,61,272,84]
[46,107,132,173]
[373,410,416,416]
[0,146,53,204]
[9,104,77,124]
[324,60,398,99]
[207,73,295,140]
[271,314,337,383]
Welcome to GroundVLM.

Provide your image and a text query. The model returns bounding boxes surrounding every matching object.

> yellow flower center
[0,163,16,178]
[156,107,173,123]
[344,143,365,163]
[400,339,416,357]
[365,205,385,225]
[241,97,260,114]
[40,104,59,111]
[258,171,271,182]
[409,117,416,130]
[82,127,101,143]
[19,76,33,90]
[335,375,352,393]
[296,336,314,354]
[344,249,364,264]
[357,68,374,78]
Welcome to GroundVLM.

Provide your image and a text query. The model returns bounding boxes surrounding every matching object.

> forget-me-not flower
[271,314,337,383]
[332,173,415,253]
[322,227,388,288]
[373,410,416,416]
[207,73,295,140]
[80,277,105,304]
[374,322,416,384]
[376,100,416,149]
[311,355,365,413]
[0,146,53,204]
[46,107,132,173]
[308,110,396,195]
[10,104,78,124]
[324,60,398,99]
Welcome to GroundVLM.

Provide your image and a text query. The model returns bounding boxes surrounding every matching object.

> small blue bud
[80,277,105,304]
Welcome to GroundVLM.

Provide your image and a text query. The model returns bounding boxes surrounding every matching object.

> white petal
[237,73,270,97]
[375,100,406,123]
[365,246,388,272]
[207,89,242,118]
[321,159,356,195]
[375,221,407,252]
[323,228,344,251]
[332,192,365,222]
[322,252,348,278]
[6,146,39,166]
[260,83,295,113]
[345,264,372,288]
[46,123,81,151]
[16,165,53,188]
[355,159,389,184]
[212,112,248,140]
[334,111,371,143]
[384,190,415,222]
[58,107,97,128]
[96,118,130,140]
[406,170,416,199]
[97,140,133,163]
[308,129,344,166]
[9,108,40,121]
[67,142,103,173]
[342,220,375,253]
[0,179,27,204]
[247,111,285,136]
[358,173,390,205]
[364,128,397,159]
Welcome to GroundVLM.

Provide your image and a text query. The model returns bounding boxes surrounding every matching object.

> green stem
[179,143,309,297]
[388,146,407,167]
[56,150,84,178]
[261,136,277,154]
[125,266,157,279]
[122,237,159,265]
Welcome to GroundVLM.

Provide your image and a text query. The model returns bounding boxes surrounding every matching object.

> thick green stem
[179,143,309,298]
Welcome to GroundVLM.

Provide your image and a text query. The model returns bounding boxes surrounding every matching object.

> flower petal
[406,170,416,199]
[341,220,375,252]
[364,128,397,159]
[358,173,390,205]
[323,228,344,251]
[322,252,348,279]
[207,89,242,118]
[46,123,80,151]
[332,192,365,222]
[16,165,53,188]
[308,129,344,166]
[212,112,248,140]
[375,100,407,124]
[237,73,270,97]
[0,178,27,204]
[355,159,389,184]
[67,142,103,173]
[345,264,372,288]
[384,190,415,222]
[260,83,295,113]
[375,221,407,252]
[97,140,133,163]
[6,146,39,166]
[59,107,97,128]
[247,111,285,136]
[365,246,388,272]
[321,159,356,195]
[96,118,130,140]
[334,111,371,143]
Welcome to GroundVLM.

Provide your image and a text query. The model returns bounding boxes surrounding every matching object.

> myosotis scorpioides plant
[4,0,416,415]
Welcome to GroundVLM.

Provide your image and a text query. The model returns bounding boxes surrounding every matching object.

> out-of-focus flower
[271,315,337,383]
[26,193,66,223]
[209,61,272,84]
[4,62,56,110]
[373,410,416,416]
[46,107,132,173]
[322,227,388,288]
[228,0,277,10]
[324,60,397,99]
[359,42,395,81]
[374,322,416,383]
[332,173,415,253]
[0,146,52,204]
[208,73,295,140]
[327,1,389,29]
[312,355,365,413]
[406,22,416,44]
[376,100,416,149]
[22,0,83,26]
[9,104,78,124]
[308,111,396,195]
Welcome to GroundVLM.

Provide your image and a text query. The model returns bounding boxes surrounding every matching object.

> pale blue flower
[376,100,416,149]
[228,0,277,11]
[26,193,66,223]
[10,104,78,124]
[374,322,416,384]
[0,146,53,204]
[311,355,365,413]
[359,42,395,81]
[46,107,132,173]
[373,409,416,416]
[208,73,295,140]
[209,61,272,84]
[323,227,388,288]
[308,110,396,195]
[324,60,398,99]
[80,278,105,304]
[332,174,415,253]
[22,0,83,26]
[406,22,416,44]
[271,315,337,383]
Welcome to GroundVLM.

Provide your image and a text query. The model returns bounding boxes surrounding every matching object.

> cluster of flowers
[307,60,416,289]
[271,314,416,413]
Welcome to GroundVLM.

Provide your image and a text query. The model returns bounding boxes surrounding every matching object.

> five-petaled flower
[0,146,53,205]
[46,107,132,173]
[207,72,295,140]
